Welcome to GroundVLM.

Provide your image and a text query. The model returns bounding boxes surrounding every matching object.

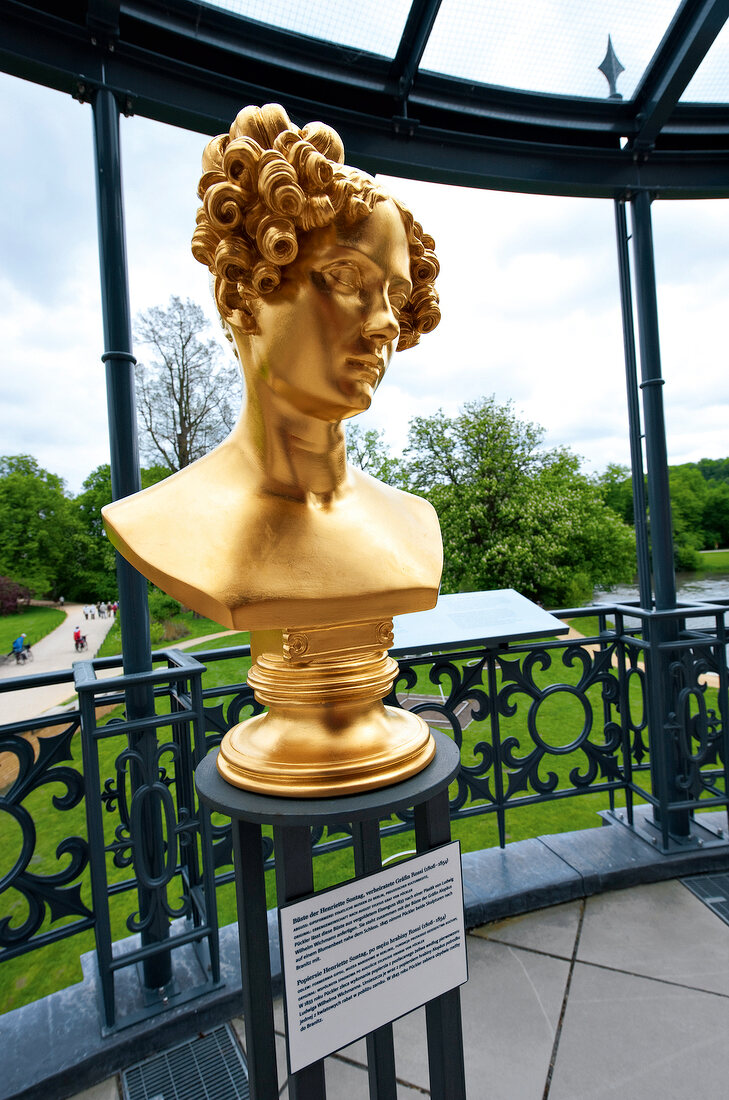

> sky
[1,65,729,496]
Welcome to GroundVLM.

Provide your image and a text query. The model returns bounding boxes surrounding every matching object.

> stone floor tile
[391,935,569,1098]
[549,962,729,1099]
[471,899,582,959]
[577,880,729,994]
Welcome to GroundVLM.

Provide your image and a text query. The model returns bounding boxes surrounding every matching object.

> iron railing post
[629,189,688,839]
[91,86,172,988]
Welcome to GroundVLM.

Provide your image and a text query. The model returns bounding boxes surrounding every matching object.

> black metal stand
[195,730,467,1100]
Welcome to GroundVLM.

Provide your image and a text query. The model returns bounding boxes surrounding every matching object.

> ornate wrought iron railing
[1,601,728,1023]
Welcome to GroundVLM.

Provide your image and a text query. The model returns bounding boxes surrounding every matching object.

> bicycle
[74,635,88,652]
[6,644,33,664]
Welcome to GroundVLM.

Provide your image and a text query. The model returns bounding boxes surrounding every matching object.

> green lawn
[97,610,232,658]
[698,549,729,572]
[0,606,65,654]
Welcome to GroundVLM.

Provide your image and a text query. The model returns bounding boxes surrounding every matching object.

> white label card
[279,841,467,1073]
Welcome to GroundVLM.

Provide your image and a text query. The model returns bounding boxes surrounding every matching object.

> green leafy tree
[596,463,636,525]
[402,399,636,607]
[135,296,241,471]
[73,463,173,599]
[668,465,707,567]
[345,424,405,486]
[702,482,729,548]
[0,455,83,597]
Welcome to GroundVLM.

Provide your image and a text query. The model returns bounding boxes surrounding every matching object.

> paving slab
[549,961,729,1099]
[577,879,729,995]
[471,897,582,959]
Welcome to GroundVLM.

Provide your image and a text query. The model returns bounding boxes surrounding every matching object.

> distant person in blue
[12,633,26,662]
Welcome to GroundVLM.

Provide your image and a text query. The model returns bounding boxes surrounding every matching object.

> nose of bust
[362,298,399,347]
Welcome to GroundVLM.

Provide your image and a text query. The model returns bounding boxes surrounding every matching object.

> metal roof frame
[2,0,729,198]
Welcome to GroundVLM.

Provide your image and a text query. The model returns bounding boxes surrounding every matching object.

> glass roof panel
[421,0,681,100]
[681,17,729,102]
[202,0,412,59]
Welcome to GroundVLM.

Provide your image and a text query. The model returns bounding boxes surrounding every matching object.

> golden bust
[103,104,443,796]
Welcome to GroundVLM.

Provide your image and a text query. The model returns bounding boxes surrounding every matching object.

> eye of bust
[321,262,362,293]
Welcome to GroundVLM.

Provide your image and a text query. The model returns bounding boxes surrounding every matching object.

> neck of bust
[227,375,348,506]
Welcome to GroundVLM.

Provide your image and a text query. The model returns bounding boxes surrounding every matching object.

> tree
[73,463,174,598]
[134,296,241,471]
[0,455,83,597]
[345,424,404,486]
[596,463,635,526]
[402,398,636,607]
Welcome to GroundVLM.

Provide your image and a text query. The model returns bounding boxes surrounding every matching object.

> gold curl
[191,220,219,271]
[257,151,305,218]
[300,120,345,164]
[289,140,334,191]
[299,194,335,231]
[204,182,245,232]
[197,168,227,201]
[410,284,441,335]
[214,237,256,284]
[256,215,298,265]
[251,260,281,296]
[411,252,440,286]
[273,130,301,156]
[201,134,228,176]
[230,103,294,147]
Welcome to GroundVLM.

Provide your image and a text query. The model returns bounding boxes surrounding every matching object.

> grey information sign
[279,841,467,1074]
[392,587,568,655]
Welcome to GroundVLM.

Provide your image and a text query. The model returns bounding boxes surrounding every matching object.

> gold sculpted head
[103,104,444,796]
[191,103,440,356]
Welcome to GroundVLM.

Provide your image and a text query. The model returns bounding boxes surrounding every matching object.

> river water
[591,570,729,633]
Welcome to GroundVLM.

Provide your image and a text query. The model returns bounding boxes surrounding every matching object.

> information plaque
[279,841,467,1073]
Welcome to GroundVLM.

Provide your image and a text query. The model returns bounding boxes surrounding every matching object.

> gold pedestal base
[216,619,435,797]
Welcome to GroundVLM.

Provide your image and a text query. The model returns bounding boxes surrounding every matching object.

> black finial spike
[598,35,625,100]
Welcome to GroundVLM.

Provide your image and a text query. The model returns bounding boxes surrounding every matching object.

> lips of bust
[345,357,383,388]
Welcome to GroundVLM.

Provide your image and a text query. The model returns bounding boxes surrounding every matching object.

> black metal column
[414,790,466,1100]
[614,198,652,608]
[629,190,688,840]
[233,821,279,1099]
[273,825,328,1100]
[352,819,397,1100]
[91,87,173,984]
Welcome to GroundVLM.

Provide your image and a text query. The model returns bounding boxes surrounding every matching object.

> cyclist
[12,632,27,663]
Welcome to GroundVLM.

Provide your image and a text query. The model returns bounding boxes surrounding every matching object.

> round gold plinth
[217,703,435,797]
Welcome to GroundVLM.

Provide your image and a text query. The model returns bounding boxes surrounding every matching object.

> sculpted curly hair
[192,103,440,351]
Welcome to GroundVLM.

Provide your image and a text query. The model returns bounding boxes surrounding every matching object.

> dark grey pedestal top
[195,729,460,826]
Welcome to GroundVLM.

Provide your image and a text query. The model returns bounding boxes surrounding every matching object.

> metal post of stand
[195,732,466,1100]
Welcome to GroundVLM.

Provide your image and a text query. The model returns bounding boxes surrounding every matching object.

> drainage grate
[122,1024,249,1100]
[682,872,729,927]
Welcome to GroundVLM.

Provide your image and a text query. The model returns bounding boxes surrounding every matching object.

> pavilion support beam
[613,199,652,609]
[632,0,729,152]
[91,86,172,990]
[629,190,690,842]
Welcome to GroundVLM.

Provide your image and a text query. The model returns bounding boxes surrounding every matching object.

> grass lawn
[0,606,65,654]
[97,610,232,658]
[698,549,729,572]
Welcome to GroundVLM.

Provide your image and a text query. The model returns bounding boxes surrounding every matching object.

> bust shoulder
[103,450,442,630]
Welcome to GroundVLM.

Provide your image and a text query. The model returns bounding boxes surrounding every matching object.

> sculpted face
[241,200,412,420]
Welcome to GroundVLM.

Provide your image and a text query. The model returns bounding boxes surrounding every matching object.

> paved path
[0,608,238,726]
[0,604,117,725]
